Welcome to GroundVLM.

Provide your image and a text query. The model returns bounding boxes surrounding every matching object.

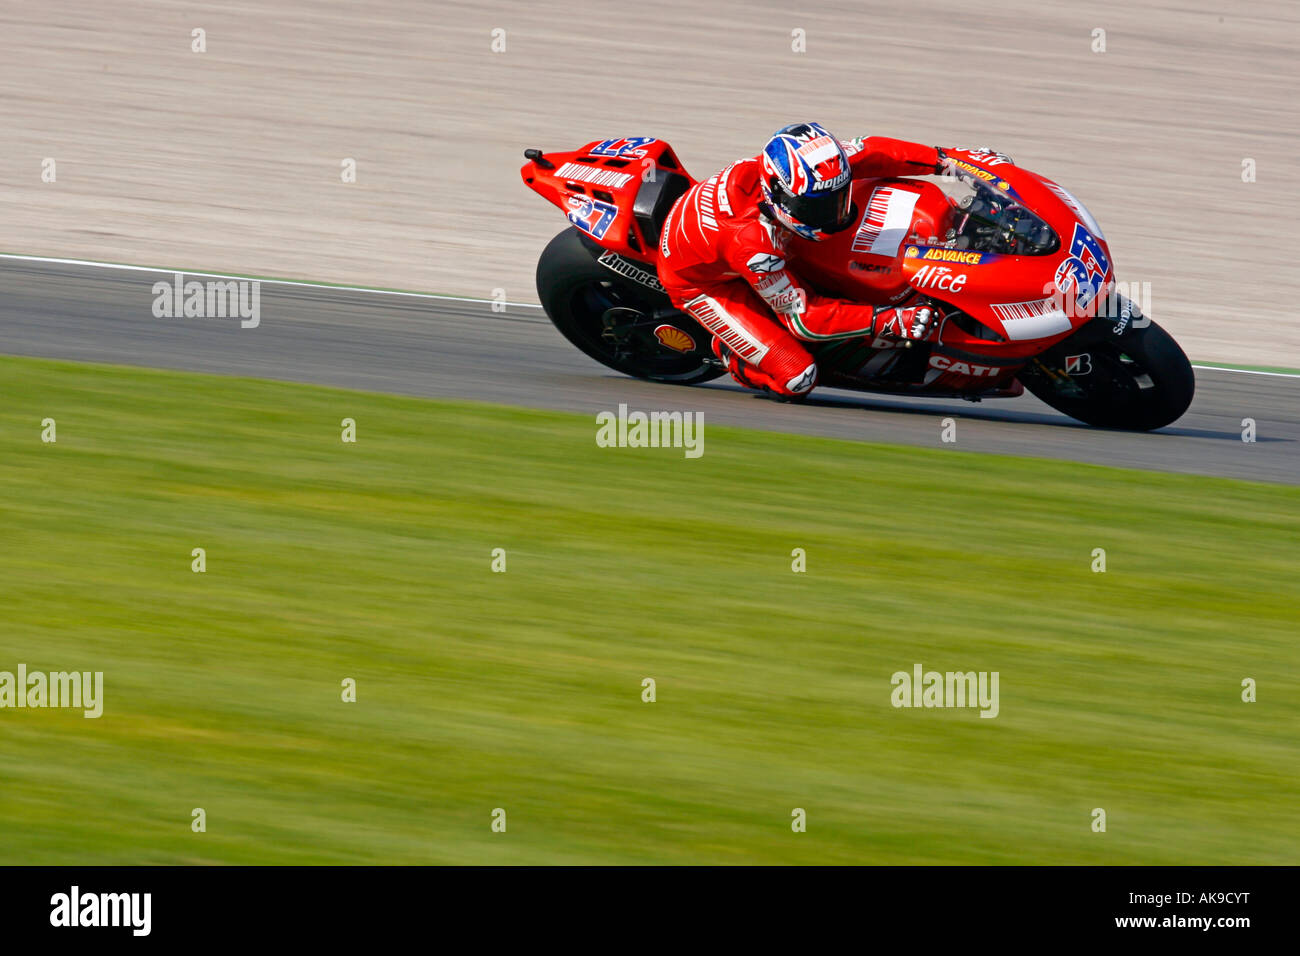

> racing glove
[934,148,956,177]
[935,146,1015,175]
[966,145,1014,165]
[874,303,937,342]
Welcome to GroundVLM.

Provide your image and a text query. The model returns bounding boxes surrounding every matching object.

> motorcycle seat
[633,172,692,246]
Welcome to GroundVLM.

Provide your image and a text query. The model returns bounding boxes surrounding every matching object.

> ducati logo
[929,355,1001,377]
[1065,353,1092,375]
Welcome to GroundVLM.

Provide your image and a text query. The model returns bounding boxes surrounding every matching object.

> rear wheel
[535,228,723,384]
[1019,320,1195,430]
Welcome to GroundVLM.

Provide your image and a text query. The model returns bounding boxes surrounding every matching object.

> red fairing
[789,147,1117,364]
[520,138,691,262]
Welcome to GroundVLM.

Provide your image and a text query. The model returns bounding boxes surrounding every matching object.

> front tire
[1019,319,1195,430]
[535,228,723,385]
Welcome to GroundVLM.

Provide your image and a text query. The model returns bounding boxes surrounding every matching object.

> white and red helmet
[760,122,855,241]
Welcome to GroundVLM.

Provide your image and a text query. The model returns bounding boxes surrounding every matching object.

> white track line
[3,253,1298,378]
[1188,365,1300,378]
[0,253,544,309]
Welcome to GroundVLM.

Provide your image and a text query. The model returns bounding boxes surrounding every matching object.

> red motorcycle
[521,138,1194,430]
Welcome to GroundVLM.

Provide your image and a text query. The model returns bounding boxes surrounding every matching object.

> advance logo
[50,886,151,936]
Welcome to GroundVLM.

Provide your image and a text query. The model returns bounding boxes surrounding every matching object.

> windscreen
[944,174,1059,256]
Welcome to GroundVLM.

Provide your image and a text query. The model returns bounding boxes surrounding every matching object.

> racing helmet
[759,122,855,241]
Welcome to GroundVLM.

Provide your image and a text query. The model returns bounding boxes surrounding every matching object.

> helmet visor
[774,181,854,234]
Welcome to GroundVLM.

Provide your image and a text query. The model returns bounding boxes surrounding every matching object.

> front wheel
[1019,320,1195,430]
[535,228,724,385]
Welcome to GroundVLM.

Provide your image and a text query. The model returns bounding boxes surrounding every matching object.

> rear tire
[535,228,723,385]
[1020,320,1195,430]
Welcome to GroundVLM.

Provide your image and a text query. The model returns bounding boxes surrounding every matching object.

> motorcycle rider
[656,122,961,400]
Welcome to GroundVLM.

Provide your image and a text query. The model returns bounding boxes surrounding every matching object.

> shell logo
[654,324,696,353]
[905,246,920,258]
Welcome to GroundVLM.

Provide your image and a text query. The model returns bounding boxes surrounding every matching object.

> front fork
[1020,292,1145,398]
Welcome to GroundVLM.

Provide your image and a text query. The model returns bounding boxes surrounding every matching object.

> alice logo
[595,403,703,459]
[151,272,260,328]
[890,663,999,719]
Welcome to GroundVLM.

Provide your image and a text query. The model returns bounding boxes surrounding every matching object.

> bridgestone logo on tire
[597,250,665,293]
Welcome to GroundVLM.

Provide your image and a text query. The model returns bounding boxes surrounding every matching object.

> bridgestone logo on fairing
[556,162,634,189]
[597,250,665,292]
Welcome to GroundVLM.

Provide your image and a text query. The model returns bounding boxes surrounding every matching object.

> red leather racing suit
[656,137,941,397]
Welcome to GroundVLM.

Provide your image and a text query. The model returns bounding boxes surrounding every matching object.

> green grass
[0,355,1296,864]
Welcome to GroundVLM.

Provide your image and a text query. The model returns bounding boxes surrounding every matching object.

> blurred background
[1,0,1297,365]
[1,1,1297,866]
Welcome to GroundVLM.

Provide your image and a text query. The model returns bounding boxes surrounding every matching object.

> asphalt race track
[2,257,1296,485]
